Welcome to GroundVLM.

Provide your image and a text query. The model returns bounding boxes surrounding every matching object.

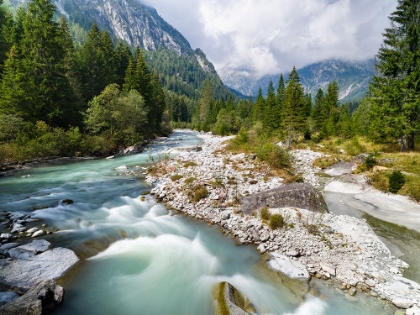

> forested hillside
[0,0,168,164]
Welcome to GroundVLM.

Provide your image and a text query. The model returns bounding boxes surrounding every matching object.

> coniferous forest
[0,0,419,176]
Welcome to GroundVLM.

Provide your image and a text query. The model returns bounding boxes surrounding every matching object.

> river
[0,130,395,315]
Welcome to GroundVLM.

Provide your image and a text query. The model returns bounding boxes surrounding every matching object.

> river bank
[145,132,420,314]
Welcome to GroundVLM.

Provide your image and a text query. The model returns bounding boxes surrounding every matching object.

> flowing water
[0,130,395,315]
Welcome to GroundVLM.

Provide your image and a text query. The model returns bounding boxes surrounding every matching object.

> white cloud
[139,0,397,76]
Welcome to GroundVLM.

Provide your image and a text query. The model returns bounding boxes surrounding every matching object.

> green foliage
[344,137,366,156]
[170,174,183,181]
[256,143,291,169]
[184,161,197,167]
[260,206,270,220]
[364,153,377,170]
[190,184,208,202]
[269,214,284,229]
[389,170,406,193]
[281,67,307,141]
[84,84,147,147]
[367,0,420,150]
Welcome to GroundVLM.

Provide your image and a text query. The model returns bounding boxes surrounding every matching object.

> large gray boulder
[240,183,328,215]
[0,280,64,315]
[0,248,79,291]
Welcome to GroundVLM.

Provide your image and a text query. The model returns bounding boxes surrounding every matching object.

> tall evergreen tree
[0,0,75,127]
[321,80,340,136]
[281,67,306,142]
[312,88,324,132]
[252,88,265,122]
[197,80,214,130]
[368,0,420,150]
[264,79,278,131]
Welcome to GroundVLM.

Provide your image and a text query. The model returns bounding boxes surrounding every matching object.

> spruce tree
[369,0,420,150]
[0,0,75,127]
[281,67,306,142]
[321,81,340,136]
[252,88,265,122]
[312,88,324,132]
[264,79,278,131]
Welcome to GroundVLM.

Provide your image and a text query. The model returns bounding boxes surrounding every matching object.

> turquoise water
[0,130,394,315]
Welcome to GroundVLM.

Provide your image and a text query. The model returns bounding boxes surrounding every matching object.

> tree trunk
[408,132,415,151]
[400,134,407,152]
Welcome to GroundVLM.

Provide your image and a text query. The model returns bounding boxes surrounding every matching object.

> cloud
[139,0,397,76]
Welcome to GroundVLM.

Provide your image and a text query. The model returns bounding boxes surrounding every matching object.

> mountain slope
[5,0,235,101]
[220,59,375,103]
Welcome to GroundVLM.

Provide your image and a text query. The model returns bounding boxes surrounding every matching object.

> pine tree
[197,80,214,130]
[263,79,278,131]
[0,0,11,75]
[0,0,75,127]
[281,67,306,142]
[312,88,324,132]
[77,22,107,102]
[321,81,340,136]
[252,88,265,122]
[368,0,420,150]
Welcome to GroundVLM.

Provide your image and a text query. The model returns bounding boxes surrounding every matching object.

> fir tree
[368,0,420,150]
[0,0,75,127]
[281,67,306,142]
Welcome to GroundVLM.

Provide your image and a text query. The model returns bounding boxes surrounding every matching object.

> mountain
[5,0,234,100]
[220,59,375,103]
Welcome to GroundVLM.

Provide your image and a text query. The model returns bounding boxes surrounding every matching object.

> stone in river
[17,239,51,255]
[266,252,310,280]
[32,230,45,238]
[257,243,266,254]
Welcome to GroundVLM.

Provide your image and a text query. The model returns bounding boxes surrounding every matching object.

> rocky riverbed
[146,133,420,315]
[0,211,79,314]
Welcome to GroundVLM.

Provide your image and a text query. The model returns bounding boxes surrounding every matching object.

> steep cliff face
[56,0,192,55]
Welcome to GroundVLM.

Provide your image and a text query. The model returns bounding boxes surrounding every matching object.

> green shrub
[190,185,208,202]
[364,153,377,170]
[256,143,291,169]
[260,207,270,220]
[269,214,284,229]
[389,171,405,193]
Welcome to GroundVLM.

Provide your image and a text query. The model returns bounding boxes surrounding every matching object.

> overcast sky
[140,0,398,76]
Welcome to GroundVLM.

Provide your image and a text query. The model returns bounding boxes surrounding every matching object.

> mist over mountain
[220,59,375,103]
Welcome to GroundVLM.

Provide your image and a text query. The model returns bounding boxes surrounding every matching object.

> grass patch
[368,171,389,192]
[184,161,197,168]
[260,206,270,220]
[188,184,208,202]
[312,156,339,169]
[184,177,196,185]
[170,174,183,181]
